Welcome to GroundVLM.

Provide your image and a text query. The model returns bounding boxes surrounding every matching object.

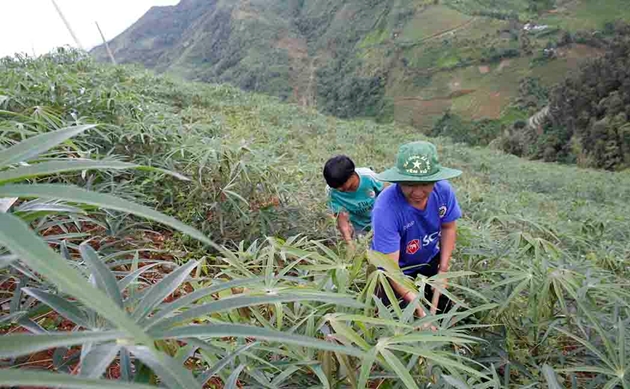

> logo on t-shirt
[406,239,420,255]
[439,206,447,218]
[367,190,375,198]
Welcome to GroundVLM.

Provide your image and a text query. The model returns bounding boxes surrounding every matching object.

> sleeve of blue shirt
[371,196,400,254]
[440,181,463,223]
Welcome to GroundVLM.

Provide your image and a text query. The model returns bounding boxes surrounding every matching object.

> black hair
[323,155,355,188]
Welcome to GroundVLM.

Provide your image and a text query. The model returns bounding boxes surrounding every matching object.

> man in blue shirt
[371,141,462,318]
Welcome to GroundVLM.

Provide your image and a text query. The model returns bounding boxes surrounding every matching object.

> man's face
[337,173,360,192]
[399,182,435,204]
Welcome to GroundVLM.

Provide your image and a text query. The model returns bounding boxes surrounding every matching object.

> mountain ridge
[91,0,629,128]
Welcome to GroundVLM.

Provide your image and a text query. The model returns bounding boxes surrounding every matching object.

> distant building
[523,23,549,32]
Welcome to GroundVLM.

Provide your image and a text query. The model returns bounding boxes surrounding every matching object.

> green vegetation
[2,49,630,388]
[540,0,630,32]
[89,0,630,130]
[430,111,503,146]
[494,24,630,170]
[399,6,472,42]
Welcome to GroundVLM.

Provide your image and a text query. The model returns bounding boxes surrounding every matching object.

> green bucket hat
[376,141,462,183]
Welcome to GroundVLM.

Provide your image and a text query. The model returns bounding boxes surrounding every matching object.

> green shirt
[326,168,385,232]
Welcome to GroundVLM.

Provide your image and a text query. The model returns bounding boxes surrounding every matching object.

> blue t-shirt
[371,181,462,275]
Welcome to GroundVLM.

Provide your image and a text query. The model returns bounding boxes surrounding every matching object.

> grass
[1,49,630,388]
[444,0,533,15]
[541,0,630,32]
[399,5,472,42]
[390,41,602,126]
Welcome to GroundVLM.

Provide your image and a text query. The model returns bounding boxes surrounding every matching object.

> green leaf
[554,327,615,370]
[222,189,249,205]
[129,346,201,389]
[542,364,563,389]
[310,364,332,389]
[132,260,199,321]
[121,348,133,382]
[0,331,125,359]
[559,366,614,375]
[0,213,152,346]
[441,375,471,389]
[144,277,264,327]
[117,263,162,291]
[21,287,89,327]
[387,333,478,345]
[151,323,364,357]
[80,243,124,309]
[329,319,371,350]
[0,124,96,168]
[496,277,530,316]
[198,342,256,386]
[0,369,161,389]
[379,348,419,389]
[80,344,122,378]
[0,197,17,212]
[604,377,622,389]
[620,319,626,373]
[0,184,217,249]
[331,314,415,329]
[270,365,301,387]
[225,364,246,389]
[380,274,404,318]
[393,346,487,378]
[0,159,139,184]
[134,165,191,181]
[150,291,363,330]
[358,346,379,389]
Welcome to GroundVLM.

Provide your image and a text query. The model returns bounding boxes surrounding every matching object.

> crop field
[1,48,630,388]
[399,5,473,43]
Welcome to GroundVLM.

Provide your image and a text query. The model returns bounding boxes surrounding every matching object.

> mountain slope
[3,48,630,388]
[91,0,629,128]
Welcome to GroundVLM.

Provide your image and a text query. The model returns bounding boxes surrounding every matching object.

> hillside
[91,0,630,129]
[2,50,630,388]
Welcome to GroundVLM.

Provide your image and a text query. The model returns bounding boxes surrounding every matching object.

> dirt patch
[556,43,604,68]
[473,91,506,119]
[498,59,512,71]
[478,66,490,74]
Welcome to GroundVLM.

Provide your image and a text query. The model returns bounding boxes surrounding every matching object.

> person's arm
[336,211,354,245]
[384,251,429,318]
[430,221,457,314]
[439,221,456,272]
[327,191,353,246]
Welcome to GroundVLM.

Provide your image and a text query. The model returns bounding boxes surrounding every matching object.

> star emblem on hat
[403,155,431,174]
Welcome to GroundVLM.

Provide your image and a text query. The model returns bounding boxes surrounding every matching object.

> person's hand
[418,322,438,332]
[408,293,437,331]
[345,238,356,252]
[414,311,438,332]
[432,273,448,294]
[430,270,448,315]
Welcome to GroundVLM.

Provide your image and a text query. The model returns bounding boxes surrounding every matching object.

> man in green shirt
[323,155,385,246]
